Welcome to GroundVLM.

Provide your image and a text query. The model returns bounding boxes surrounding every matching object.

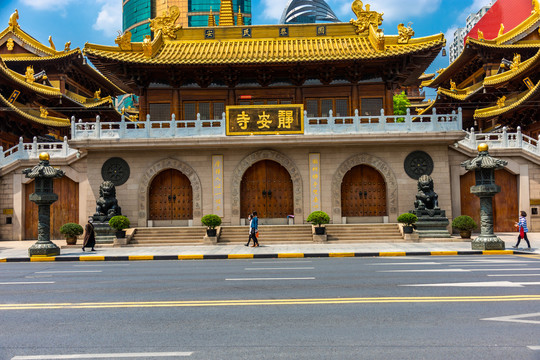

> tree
[393,91,411,122]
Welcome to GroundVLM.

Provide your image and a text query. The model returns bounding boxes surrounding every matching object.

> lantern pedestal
[471,234,505,250]
[470,185,505,250]
[28,196,61,256]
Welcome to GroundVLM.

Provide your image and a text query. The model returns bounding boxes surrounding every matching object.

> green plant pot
[314,227,326,235]
[65,236,77,245]
[403,225,414,234]
[206,229,217,237]
[459,230,471,239]
[115,230,126,239]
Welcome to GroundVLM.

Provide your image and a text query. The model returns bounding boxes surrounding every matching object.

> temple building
[0,1,539,242]
[0,11,125,150]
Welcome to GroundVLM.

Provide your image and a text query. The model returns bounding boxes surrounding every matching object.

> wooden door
[240,160,293,218]
[341,165,386,217]
[24,177,79,240]
[149,169,192,220]
[460,169,518,232]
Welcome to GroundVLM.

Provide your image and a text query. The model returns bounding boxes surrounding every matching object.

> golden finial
[450,79,457,91]
[510,53,521,70]
[397,22,414,44]
[498,23,504,37]
[237,6,244,26]
[39,152,50,161]
[477,29,484,40]
[8,9,19,30]
[64,41,71,52]
[208,7,216,26]
[94,89,101,100]
[478,143,488,152]
[25,65,34,83]
[48,35,55,50]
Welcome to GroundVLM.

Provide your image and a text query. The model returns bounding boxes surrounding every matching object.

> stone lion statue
[414,175,439,210]
[94,181,122,219]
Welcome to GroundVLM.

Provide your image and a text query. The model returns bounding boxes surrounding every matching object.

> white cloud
[20,0,74,10]
[260,0,290,22]
[93,0,122,38]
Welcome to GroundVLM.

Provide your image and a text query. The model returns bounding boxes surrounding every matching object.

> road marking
[244,267,314,270]
[251,260,312,263]
[382,268,540,272]
[401,281,540,287]
[0,282,55,285]
[1,295,540,310]
[226,277,316,281]
[488,274,540,277]
[369,262,441,266]
[482,312,540,325]
[35,271,102,273]
[73,264,130,267]
[528,346,540,350]
[11,351,193,359]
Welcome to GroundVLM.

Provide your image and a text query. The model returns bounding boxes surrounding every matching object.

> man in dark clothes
[82,217,96,251]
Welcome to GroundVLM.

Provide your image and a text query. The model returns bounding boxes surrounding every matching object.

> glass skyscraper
[123,0,252,42]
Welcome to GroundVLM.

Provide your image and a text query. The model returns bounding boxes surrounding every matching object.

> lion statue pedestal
[92,181,123,244]
[410,175,451,239]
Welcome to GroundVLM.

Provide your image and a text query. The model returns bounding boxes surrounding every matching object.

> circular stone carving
[101,157,130,186]
[404,151,433,180]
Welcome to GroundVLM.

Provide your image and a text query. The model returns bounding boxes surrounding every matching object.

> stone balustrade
[0,136,76,168]
[459,126,540,155]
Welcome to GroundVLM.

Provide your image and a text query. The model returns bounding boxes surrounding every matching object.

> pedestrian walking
[245,214,253,247]
[82,217,96,251]
[513,211,531,250]
[248,211,259,247]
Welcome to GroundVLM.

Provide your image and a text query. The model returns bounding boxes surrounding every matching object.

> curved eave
[437,82,484,101]
[474,79,540,119]
[484,49,540,86]
[479,10,540,46]
[0,92,70,127]
[0,26,62,57]
[80,97,114,108]
[83,34,445,66]
[416,99,437,115]
[1,63,62,97]
[2,48,81,63]
[426,44,478,88]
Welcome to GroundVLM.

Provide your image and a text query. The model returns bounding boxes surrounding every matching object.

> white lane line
[528,346,540,350]
[369,262,441,266]
[450,263,539,267]
[0,282,55,285]
[488,274,540,277]
[73,264,130,267]
[380,269,470,272]
[251,261,312,264]
[226,277,315,281]
[35,271,102,273]
[11,352,193,359]
[244,267,314,270]
[482,312,540,325]
[401,281,523,288]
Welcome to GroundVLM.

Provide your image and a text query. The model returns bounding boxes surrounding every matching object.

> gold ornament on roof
[40,106,48,118]
[237,6,244,26]
[477,29,485,40]
[149,5,181,40]
[436,68,445,74]
[497,96,506,108]
[25,65,34,83]
[397,22,414,44]
[142,35,153,57]
[349,0,383,35]
[64,41,71,52]
[498,23,505,37]
[115,31,132,51]
[208,8,216,27]
[48,36,56,50]
[533,0,540,13]
[449,79,457,91]
[8,9,19,30]
[510,53,521,70]
[6,38,14,51]
[94,89,101,100]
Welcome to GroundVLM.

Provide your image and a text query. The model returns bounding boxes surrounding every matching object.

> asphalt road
[1,255,540,359]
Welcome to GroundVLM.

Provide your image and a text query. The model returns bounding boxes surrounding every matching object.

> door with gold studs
[149,169,192,220]
[341,165,386,217]
[241,160,293,218]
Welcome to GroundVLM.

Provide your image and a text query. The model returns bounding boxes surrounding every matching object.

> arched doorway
[460,169,518,232]
[341,165,387,219]
[24,176,79,240]
[240,160,294,221]
[149,169,193,223]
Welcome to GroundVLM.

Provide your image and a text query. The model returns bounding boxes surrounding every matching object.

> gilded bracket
[349,0,383,35]
[150,5,182,40]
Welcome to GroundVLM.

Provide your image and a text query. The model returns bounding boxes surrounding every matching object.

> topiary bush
[109,215,130,231]
[306,211,330,227]
[201,214,222,229]
[451,215,477,231]
[397,213,418,226]
[59,223,84,237]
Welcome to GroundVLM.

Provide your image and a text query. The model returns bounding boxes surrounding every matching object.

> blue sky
[1,0,494,100]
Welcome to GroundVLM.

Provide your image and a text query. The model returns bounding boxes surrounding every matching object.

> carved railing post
[95,115,101,139]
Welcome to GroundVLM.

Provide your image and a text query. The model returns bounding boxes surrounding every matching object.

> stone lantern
[460,143,507,250]
[22,152,65,256]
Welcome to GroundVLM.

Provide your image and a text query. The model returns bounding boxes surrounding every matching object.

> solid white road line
[369,262,441,266]
[401,281,540,287]
[244,267,314,270]
[381,268,540,272]
[482,312,540,325]
[11,352,193,359]
[251,261,312,264]
[0,282,55,285]
[35,271,102,273]
[225,277,315,281]
[73,264,130,267]
[528,346,540,350]
[488,274,540,277]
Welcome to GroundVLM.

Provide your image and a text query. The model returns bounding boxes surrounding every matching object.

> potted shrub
[59,223,84,245]
[397,213,418,234]
[201,214,222,236]
[109,215,130,239]
[306,211,330,235]
[451,215,477,239]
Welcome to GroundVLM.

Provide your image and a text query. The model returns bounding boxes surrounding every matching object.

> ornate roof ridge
[437,81,484,100]
[483,49,540,86]
[474,79,540,119]
[0,91,70,127]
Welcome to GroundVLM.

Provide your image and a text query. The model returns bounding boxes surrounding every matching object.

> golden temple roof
[0,90,70,127]
[483,49,540,86]
[474,79,540,119]
[437,81,484,101]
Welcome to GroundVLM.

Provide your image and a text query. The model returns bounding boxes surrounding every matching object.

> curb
[0,250,530,262]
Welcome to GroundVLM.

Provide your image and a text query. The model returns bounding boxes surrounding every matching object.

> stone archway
[137,158,202,227]
[231,150,303,224]
[332,153,398,223]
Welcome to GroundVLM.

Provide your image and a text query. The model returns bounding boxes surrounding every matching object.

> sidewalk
[1,232,538,262]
